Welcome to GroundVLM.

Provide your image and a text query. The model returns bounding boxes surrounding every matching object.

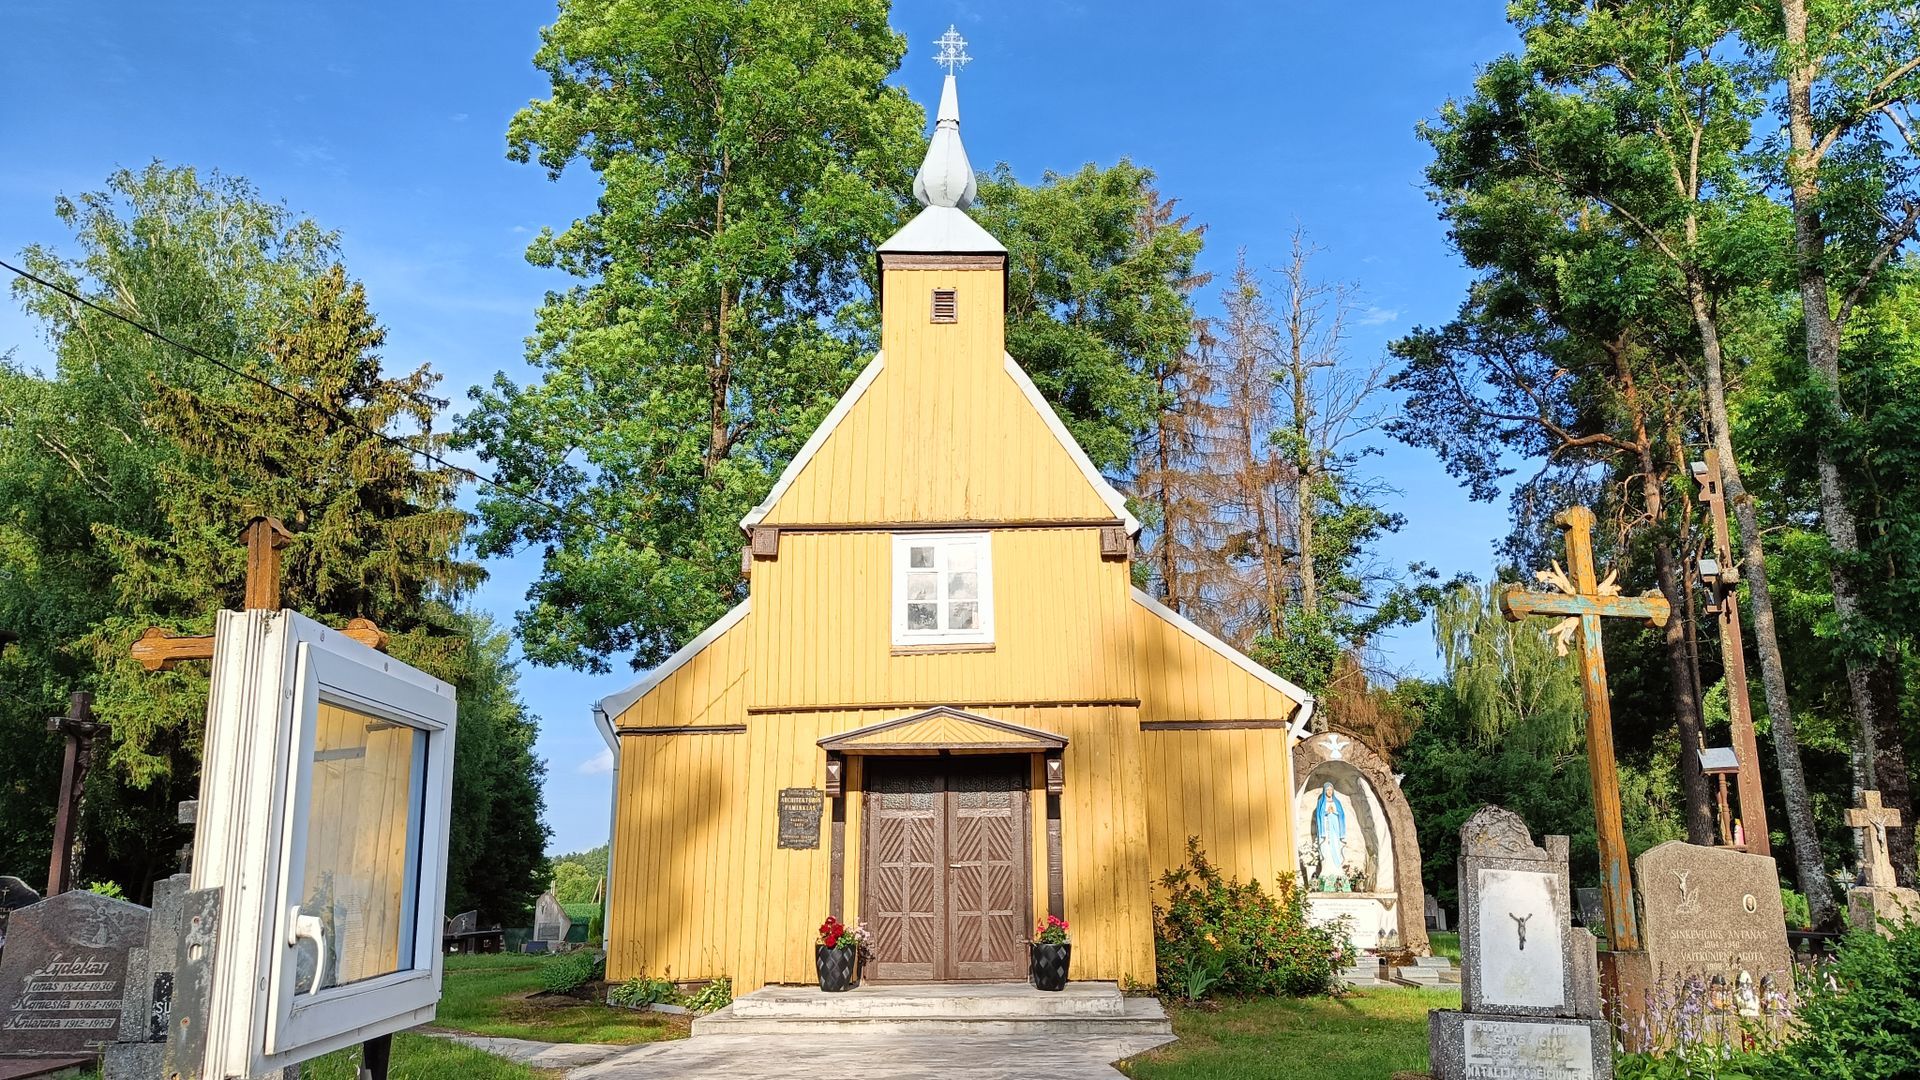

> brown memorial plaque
[777,788,825,850]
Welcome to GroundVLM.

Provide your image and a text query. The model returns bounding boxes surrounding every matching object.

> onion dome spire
[913,26,976,210]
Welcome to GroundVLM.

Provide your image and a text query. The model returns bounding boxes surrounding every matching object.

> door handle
[289,907,328,995]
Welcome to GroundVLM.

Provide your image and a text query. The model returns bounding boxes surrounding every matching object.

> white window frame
[193,610,456,1077]
[891,532,995,647]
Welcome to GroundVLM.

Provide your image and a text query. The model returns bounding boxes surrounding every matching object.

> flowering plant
[1032,915,1071,945]
[817,916,868,951]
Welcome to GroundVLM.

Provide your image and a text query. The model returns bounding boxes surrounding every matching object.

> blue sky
[1,2,1517,855]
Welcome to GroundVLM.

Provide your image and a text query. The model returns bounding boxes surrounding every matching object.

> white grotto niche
[1292,731,1429,953]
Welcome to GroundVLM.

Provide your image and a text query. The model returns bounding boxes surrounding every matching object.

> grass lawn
[427,952,688,1045]
[1119,987,1460,1080]
[1429,931,1460,962]
[303,1033,559,1080]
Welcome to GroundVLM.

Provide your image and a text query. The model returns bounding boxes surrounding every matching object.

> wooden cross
[1846,790,1902,888]
[129,516,388,671]
[45,691,104,896]
[1499,506,1671,952]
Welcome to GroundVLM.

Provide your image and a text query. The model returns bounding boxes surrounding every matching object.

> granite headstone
[0,891,150,1056]
[1636,842,1791,986]
[1573,888,1605,931]
[1430,806,1611,1080]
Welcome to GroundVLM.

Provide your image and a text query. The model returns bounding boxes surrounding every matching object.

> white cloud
[1357,305,1399,327]
[577,747,614,775]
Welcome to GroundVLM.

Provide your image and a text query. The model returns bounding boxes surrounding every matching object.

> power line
[1,256,623,548]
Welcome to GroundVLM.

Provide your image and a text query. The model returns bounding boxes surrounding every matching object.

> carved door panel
[946,762,1029,980]
[863,762,943,980]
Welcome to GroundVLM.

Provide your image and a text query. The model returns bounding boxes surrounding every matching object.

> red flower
[818,916,846,948]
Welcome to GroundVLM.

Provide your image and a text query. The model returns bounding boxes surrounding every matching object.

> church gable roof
[740,351,1139,531]
[595,599,752,728]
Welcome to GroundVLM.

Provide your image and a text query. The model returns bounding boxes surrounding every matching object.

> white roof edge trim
[595,598,752,724]
[1129,587,1316,728]
[741,353,886,531]
[1002,353,1142,534]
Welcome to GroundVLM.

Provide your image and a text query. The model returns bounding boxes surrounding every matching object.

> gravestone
[1573,888,1604,932]
[0,890,150,1057]
[1429,806,1611,1080]
[446,910,479,937]
[532,890,571,944]
[1636,842,1791,986]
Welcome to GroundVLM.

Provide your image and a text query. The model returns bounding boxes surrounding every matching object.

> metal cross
[1500,506,1671,952]
[933,25,971,74]
[1846,790,1902,887]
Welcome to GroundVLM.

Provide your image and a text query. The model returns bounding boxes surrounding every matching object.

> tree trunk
[1693,283,1838,925]
[1615,348,1714,843]
[1779,0,1916,887]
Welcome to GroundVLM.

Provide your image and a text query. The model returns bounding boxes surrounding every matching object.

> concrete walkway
[567,1030,1176,1079]
[426,1032,628,1069]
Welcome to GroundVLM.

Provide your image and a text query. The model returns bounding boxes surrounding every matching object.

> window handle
[289,908,328,995]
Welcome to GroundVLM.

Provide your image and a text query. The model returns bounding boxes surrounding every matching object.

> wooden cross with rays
[1499,506,1671,952]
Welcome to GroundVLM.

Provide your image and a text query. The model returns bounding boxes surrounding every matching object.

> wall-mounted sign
[191,610,456,1078]
[777,788,825,850]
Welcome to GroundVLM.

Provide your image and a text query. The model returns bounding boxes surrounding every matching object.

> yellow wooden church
[594,69,1313,993]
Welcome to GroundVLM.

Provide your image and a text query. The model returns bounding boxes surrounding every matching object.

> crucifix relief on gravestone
[1499,507,1670,953]
[1429,806,1611,1080]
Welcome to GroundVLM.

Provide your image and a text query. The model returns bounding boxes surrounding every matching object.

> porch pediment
[817,706,1068,754]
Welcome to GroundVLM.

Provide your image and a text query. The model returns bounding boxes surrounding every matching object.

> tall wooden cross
[129,516,387,670]
[1694,450,1771,856]
[1846,790,1902,888]
[1499,506,1671,952]
[45,691,104,896]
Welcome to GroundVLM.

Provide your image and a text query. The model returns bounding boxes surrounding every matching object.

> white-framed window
[193,609,456,1076]
[892,532,994,646]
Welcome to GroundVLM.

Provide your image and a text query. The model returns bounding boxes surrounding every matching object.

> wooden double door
[862,757,1031,981]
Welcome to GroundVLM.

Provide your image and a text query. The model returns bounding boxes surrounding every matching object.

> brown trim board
[769,518,1122,534]
[618,724,748,736]
[1140,719,1293,731]
[755,698,1139,715]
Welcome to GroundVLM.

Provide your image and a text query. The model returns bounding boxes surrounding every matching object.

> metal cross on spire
[934,25,971,74]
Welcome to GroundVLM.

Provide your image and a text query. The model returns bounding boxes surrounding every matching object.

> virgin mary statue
[1312,781,1346,890]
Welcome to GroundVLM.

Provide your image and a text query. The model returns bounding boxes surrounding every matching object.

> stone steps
[692,981,1172,1037]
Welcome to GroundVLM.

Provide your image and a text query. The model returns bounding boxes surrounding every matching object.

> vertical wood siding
[1140,727,1301,897]
[608,703,1156,992]
[747,530,1137,710]
[759,267,1114,525]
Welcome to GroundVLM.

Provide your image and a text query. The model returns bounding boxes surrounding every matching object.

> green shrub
[537,950,604,994]
[685,977,732,1014]
[1749,923,1920,1079]
[607,974,679,1009]
[1779,890,1810,931]
[84,881,125,900]
[1152,837,1347,999]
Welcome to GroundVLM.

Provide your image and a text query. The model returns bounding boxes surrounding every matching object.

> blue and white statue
[1312,781,1347,891]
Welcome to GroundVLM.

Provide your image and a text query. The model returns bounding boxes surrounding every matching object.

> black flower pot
[816,944,859,992]
[1029,942,1070,991]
